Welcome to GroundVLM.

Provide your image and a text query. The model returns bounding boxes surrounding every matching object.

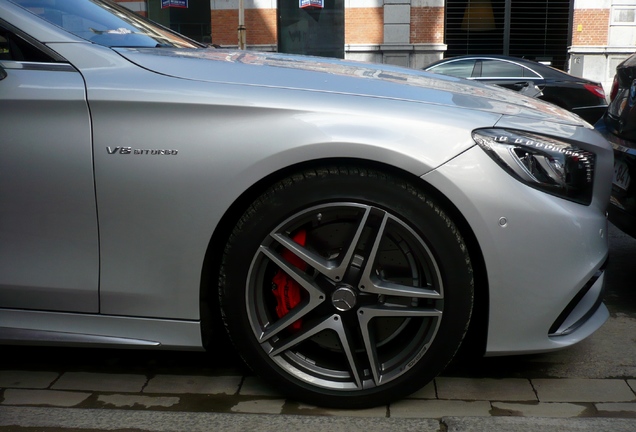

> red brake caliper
[271,230,307,331]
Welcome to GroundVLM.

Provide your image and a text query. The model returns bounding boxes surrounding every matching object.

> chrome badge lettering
[107,146,178,155]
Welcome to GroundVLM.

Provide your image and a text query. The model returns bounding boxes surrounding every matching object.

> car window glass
[0,33,8,59]
[481,59,525,78]
[523,67,541,78]
[8,0,202,48]
[428,59,476,78]
[0,23,55,62]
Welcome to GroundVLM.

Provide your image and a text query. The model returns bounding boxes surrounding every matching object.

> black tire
[218,166,473,408]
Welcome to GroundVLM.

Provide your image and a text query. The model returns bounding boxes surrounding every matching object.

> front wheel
[218,166,473,408]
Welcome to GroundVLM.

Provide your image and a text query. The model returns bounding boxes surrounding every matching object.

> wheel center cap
[332,285,357,311]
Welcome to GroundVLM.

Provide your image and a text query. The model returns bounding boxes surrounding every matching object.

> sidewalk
[1,370,635,419]
[2,406,636,432]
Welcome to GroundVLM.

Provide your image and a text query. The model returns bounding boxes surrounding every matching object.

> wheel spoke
[270,204,373,282]
[270,314,364,389]
[259,244,323,298]
[358,305,442,385]
[357,211,443,299]
[257,245,326,342]
[361,278,442,299]
[269,231,338,277]
[257,304,311,342]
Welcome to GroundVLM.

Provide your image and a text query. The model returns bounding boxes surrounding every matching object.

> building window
[612,7,636,25]
[445,0,571,71]
[148,0,211,43]
[277,0,344,58]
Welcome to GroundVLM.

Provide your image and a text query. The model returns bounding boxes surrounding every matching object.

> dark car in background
[424,55,608,124]
[596,53,636,238]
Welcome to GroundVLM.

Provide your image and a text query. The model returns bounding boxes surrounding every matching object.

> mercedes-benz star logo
[332,286,357,311]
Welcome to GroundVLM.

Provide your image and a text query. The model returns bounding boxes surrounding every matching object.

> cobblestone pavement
[1,352,635,420]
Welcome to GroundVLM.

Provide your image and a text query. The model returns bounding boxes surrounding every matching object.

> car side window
[428,59,477,78]
[481,59,525,78]
[522,67,541,78]
[0,23,56,62]
[0,33,8,60]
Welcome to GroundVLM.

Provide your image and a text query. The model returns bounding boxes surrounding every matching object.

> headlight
[473,129,595,205]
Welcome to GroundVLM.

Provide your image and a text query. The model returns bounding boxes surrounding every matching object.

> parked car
[595,53,636,238]
[0,0,613,409]
[424,55,608,124]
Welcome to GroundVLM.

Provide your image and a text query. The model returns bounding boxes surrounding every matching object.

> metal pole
[238,0,246,49]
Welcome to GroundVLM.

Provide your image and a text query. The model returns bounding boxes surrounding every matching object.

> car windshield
[9,0,203,48]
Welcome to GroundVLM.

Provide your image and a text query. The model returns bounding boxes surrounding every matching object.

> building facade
[115,0,635,93]
[570,0,635,92]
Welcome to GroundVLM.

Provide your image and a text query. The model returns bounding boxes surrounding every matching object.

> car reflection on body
[0,0,613,409]
[424,55,608,124]
[596,53,636,238]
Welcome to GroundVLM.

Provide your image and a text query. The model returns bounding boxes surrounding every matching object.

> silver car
[0,0,613,409]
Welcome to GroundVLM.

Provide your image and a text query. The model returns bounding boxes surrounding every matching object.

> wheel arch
[199,158,489,356]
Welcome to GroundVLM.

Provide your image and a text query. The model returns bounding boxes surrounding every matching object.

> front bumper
[548,265,607,337]
[423,143,610,355]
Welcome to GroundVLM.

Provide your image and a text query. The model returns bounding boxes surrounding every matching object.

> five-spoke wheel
[219,166,473,408]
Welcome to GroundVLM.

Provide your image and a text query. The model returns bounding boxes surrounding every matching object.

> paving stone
[230,399,286,414]
[389,399,492,418]
[533,379,636,403]
[295,403,388,417]
[1,389,90,407]
[436,377,536,402]
[97,394,180,408]
[532,378,636,402]
[239,376,282,397]
[144,375,241,395]
[492,401,587,418]
[406,381,436,399]
[0,371,59,389]
[52,372,146,393]
[595,402,636,414]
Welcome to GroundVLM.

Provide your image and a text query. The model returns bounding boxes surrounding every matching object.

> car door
[0,22,99,312]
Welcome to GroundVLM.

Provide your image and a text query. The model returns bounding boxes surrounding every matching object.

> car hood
[116,48,586,127]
